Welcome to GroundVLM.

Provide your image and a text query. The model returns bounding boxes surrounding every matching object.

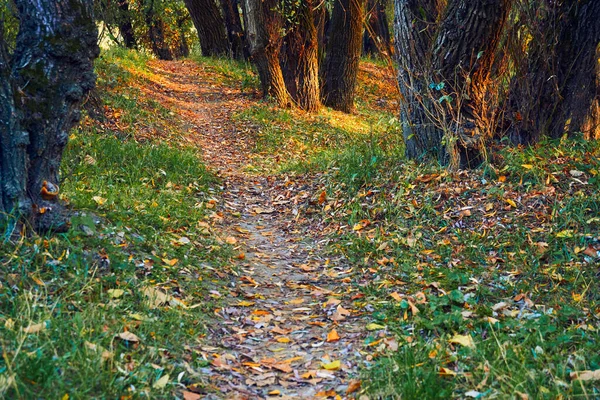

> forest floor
[144,59,376,398]
[1,49,599,399]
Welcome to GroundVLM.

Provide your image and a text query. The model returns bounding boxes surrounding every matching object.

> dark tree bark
[363,0,391,57]
[145,0,174,60]
[322,0,366,113]
[395,0,511,168]
[281,0,321,111]
[241,0,291,106]
[118,0,137,49]
[184,0,230,57]
[220,0,246,60]
[0,0,99,232]
[506,0,600,144]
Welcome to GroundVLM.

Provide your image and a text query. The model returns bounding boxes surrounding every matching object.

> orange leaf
[326,329,340,342]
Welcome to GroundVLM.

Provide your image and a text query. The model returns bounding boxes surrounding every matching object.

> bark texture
[184,0,230,57]
[241,0,291,106]
[145,0,175,60]
[506,0,600,144]
[395,0,510,168]
[0,0,99,232]
[281,0,321,111]
[322,0,366,113]
[118,0,137,49]
[363,0,391,56]
[220,0,246,60]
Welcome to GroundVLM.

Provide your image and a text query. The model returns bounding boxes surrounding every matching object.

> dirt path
[147,60,371,399]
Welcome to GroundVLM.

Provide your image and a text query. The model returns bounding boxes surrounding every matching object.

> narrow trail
[147,60,371,399]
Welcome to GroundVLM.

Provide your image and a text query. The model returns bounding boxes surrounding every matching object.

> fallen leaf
[276,337,291,343]
[181,391,201,400]
[439,367,457,377]
[570,370,600,381]
[346,380,361,394]
[366,323,386,331]
[321,360,341,370]
[22,322,46,334]
[116,331,140,343]
[449,334,475,348]
[153,374,169,389]
[225,236,237,245]
[107,289,124,299]
[92,196,107,205]
[326,329,340,342]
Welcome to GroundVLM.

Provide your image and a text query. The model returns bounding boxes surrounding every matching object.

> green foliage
[0,49,229,398]
[313,134,600,398]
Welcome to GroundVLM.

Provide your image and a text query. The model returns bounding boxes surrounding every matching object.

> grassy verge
[314,135,600,398]
[0,49,230,398]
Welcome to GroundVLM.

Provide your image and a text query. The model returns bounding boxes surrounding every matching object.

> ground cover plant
[0,49,232,398]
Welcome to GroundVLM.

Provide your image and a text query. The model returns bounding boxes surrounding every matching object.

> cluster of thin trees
[0,0,599,231]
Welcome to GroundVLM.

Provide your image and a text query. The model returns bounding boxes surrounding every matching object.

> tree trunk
[118,0,137,49]
[322,0,366,113]
[506,0,600,144]
[394,0,442,162]
[281,0,321,111]
[363,0,391,57]
[240,0,291,106]
[0,0,99,232]
[184,0,230,57]
[395,0,510,168]
[220,0,246,60]
[145,0,174,60]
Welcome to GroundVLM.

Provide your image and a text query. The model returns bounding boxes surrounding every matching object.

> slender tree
[184,0,229,57]
[0,0,99,232]
[241,0,291,106]
[322,0,366,113]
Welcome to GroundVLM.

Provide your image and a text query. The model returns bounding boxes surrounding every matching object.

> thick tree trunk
[363,0,391,57]
[220,0,246,60]
[395,0,510,168]
[241,0,291,106]
[507,0,600,144]
[281,0,321,111]
[395,0,442,162]
[118,0,137,49]
[322,0,366,113]
[0,0,99,232]
[184,0,230,57]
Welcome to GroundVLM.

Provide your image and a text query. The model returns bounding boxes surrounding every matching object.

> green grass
[0,49,230,398]
[311,135,600,398]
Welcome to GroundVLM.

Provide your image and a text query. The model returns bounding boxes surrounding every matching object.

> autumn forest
[1,0,599,398]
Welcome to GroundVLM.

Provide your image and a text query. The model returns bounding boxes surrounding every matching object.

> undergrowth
[0,49,230,398]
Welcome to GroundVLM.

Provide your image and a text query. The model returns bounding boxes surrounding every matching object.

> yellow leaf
[521,164,534,169]
[572,292,583,302]
[237,300,255,307]
[439,367,457,377]
[327,329,341,342]
[504,198,517,208]
[107,289,124,299]
[448,334,475,348]
[276,337,291,343]
[162,258,178,266]
[390,292,402,302]
[556,230,574,238]
[321,360,341,370]
[22,322,46,334]
[268,390,281,396]
[62,394,69,400]
[92,196,107,205]
[152,374,169,389]
[366,323,386,331]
